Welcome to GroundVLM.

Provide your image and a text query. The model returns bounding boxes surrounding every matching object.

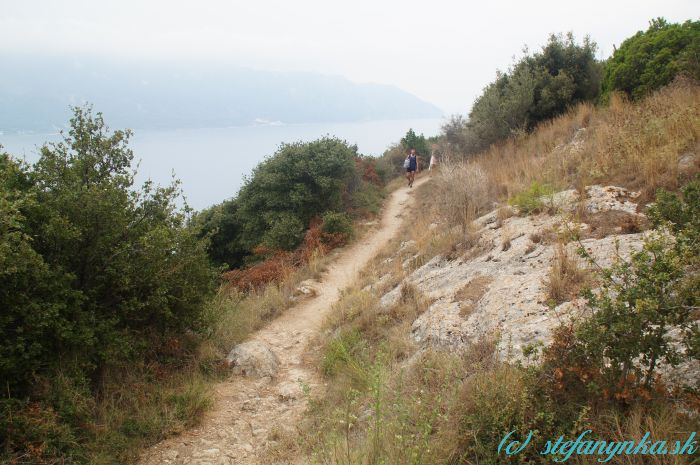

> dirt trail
[139,175,429,465]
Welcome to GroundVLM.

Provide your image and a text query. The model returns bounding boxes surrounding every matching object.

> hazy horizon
[0,54,443,132]
[2,0,697,115]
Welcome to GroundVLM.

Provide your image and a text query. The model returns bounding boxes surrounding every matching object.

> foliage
[0,107,215,463]
[376,128,437,179]
[508,181,556,214]
[400,128,429,157]
[235,137,357,252]
[602,18,700,100]
[321,211,354,239]
[547,176,700,404]
[199,139,389,273]
[444,32,602,156]
[191,199,247,268]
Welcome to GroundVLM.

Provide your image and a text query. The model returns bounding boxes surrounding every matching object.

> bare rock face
[381,185,649,361]
[226,341,280,378]
[547,185,641,215]
[678,152,698,175]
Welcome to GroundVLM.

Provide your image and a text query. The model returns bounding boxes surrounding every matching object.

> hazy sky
[2,0,697,114]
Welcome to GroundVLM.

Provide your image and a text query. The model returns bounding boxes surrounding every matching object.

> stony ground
[380,185,649,359]
[138,176,430,465]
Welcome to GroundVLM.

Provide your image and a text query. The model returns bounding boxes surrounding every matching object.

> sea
[0,118,443,211]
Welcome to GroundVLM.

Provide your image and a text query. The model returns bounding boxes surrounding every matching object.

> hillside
[135,80,700,465]
[2,18,699,465]
[0,55,442,132]
[290,81,700,464]
[139,176,429,465]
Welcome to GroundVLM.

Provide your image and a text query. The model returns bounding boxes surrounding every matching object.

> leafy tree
[192,199,247,268]
[235,137,357,251]
[602,18,700,100]
[448,33,602,156]
[400,128,429,157]
[0,106,215,394]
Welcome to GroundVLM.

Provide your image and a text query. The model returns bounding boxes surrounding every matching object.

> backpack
[403,157,410,169]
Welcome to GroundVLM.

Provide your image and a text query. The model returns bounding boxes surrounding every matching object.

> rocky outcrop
[226,341,280,378]
[380,185,649,360]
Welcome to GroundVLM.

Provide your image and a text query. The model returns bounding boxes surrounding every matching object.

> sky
[1,0,697,114]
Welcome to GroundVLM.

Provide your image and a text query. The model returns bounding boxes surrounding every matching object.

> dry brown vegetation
[544,244,592,305]
[455,275,493,317]
[440,81,699,217]
[295,83,700,465]
[579,210,646,239]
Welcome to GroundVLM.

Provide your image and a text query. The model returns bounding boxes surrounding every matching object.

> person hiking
[405,148,418,187]
[428,143,439,174]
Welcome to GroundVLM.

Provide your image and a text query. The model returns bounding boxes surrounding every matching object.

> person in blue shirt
[405,148,418,187]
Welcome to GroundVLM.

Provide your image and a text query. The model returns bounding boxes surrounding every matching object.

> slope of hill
[291,81,700,464]
[0,55,442,132]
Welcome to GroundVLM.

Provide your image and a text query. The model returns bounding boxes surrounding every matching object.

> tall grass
[443,81,700,222]
[297,82,700,465]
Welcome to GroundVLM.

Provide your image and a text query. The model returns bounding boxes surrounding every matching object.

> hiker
[429,152,438,172]
[428,143,440,174]
[404,148,418,187]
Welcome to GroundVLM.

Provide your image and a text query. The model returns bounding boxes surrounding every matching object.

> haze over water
[1,117,443,210]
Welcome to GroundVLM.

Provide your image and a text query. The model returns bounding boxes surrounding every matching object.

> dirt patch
[455,275,494,317]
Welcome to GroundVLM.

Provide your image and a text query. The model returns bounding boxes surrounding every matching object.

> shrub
[400,128,429,157]
[436,161,492,232]
[450,32,602,156]
[236,137,358,251]
[191,199,247,268]
[198,138,383,268]
[548,176,700,403]
[321,211,353,238]
[602,18,700,100]
[508,181,556,214]
[0,106,216,464]
[0,107,215,396]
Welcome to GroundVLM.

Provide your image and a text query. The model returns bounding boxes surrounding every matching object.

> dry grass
[455,275,493,317]
[579,210,646,239]
[569,406,698,465]
[544,244,592,305]
[204,247,331,357]
[436,159,493,233]
[494,205,514,228]
[295,82,700,465]
[501,226,513,251]
[436,81,700,229]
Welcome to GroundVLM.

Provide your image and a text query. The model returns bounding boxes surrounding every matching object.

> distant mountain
[0,55,443,132]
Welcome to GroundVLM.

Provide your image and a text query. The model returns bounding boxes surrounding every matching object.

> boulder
[225,341,280,378]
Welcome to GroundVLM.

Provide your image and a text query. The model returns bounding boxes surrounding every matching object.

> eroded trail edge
[140,176,429,465]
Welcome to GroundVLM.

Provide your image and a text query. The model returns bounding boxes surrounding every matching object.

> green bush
[191,199,247,268]
[262,211,306,250]
[321,211,354,238]
[198,138,388,266]
[400,128,429,157]
[445,33,602,156]
[234,137,358,251]
[508,181,557,214]
[0,105,215,395]
[602,18,700,100]
[554,176,700,400]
